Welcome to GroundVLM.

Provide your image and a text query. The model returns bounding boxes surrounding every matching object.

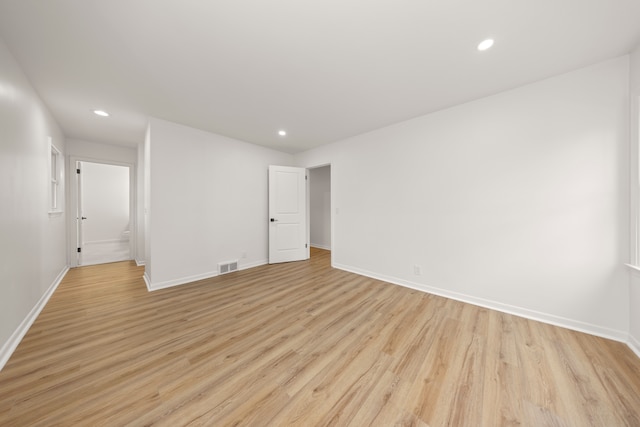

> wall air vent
[218,260,239,275]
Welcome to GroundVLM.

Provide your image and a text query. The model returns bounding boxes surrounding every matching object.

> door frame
[67,156,137,268]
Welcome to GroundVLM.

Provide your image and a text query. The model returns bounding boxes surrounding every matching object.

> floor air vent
[218,260,239,275]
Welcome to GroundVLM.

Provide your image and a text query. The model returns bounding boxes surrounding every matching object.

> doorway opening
[74,160,133,266]
[308,165,332,258]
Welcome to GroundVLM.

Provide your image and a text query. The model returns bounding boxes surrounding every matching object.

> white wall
[145,118,292,289]
[629,43,640,356]
[295,56,630,340]
[310,166,331,250]
[66,139,136,164]
[0,38,68,369]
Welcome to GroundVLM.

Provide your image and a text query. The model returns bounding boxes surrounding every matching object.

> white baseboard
[80,256,131,267]
[334,263,629,344]
[628,334,640,359]
[0,266,69,372]
[143,271,152,291]
[311,244,331,251]
[135,258,145,267]
[145,259,268,292]
[241,259,268,270]
[148,270,220,291]
[84,238,129,245]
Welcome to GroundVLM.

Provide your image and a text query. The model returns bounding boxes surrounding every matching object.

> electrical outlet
[413,265,422,275]
[241,251,247,259]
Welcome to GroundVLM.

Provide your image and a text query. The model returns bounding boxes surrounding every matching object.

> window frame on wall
[49,137,63,214]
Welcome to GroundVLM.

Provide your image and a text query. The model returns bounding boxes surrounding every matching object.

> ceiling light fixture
[477,39,494,51]
[93,109,109,117]
[278,130,287,136]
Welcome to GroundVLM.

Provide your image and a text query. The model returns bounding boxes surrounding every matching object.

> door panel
[275,223,301,250]
[269,165,308,264]
[78,161,131,266]
[275,171,300,212]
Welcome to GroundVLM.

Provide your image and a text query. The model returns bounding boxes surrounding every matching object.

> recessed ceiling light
[93,110,109,117]
[477,39,494,51]
[278,130,287,136]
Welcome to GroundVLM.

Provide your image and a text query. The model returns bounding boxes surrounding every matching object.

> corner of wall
[143,271,152,292]
[628,44,640,354]
[334,263,629,344]
[629,334,640,359]
[143,260,267,292]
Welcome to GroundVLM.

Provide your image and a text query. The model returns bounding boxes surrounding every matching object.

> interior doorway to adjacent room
[74,160,133,266]
[308,165,332,256]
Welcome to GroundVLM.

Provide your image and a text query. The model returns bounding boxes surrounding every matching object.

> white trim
[83,238,130,245]
[0,266,69,372]
[306,168,311,261]
[143,271,152,291]
[135,258,146,267]
[628,334,640,359]
[334,263,628,343]
[241,259,268,270]
[80,257,132,267]
[311,244,331,251]
[147,270,216,291]
[145,260,268,292]
[625,263,640,274]
[48,138,64,214]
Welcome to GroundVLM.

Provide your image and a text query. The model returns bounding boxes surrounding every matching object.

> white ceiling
[0,0,639,153]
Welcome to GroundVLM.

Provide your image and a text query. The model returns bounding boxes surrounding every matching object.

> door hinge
[76,168,81,174]
[305,175,308,180]
[77,247,82,253]
[305,243,308,248]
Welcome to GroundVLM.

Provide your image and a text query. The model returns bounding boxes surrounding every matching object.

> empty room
[1,1,640,425]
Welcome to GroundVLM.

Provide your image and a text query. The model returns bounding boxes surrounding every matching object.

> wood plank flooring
[1,248,639,426]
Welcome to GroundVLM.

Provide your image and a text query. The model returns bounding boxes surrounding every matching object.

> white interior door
[77,161,131,266]
[268,165,308,264]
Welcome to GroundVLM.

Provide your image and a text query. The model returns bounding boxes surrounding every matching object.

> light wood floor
[1,248,639,426]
